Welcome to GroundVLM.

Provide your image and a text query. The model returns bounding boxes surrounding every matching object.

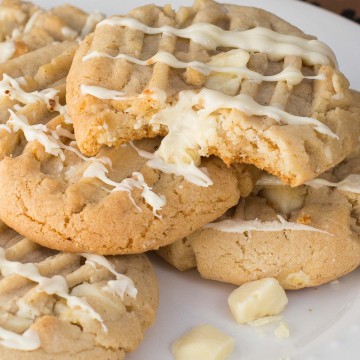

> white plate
[33,1,360,358]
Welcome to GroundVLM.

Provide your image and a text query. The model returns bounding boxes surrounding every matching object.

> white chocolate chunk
[247,315,283,327]
[228,278,288,324]
[260,185,307,215]
[282,270,311,288]
[171,324,235,360]
[274,322,290,338]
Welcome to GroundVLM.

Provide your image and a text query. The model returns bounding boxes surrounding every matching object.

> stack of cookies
[0,0,359,358]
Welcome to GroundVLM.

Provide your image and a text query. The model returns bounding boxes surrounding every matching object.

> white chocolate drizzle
[0,248,140,350]
[158,89,336,138]
[81,253,138,299]
[80,84,166,103]
[148,89,335,184]
[6,110,64,158]
[83,162,166,217]
[83,50,325,86]
[23,10,42,34]
[0,74,59,108]
[0,7,102,65]
[0,328,40,351]
[84,87,336,187]
[257,174,360,194]
[80,10,104,38]
[1,109,163,215]
[61,26,78,40]
[129,142,213,187]
[205,215,331,235]
[81,85,135,101]
[63,10,104,41]
[98,17,337,67]
[0,247,108,350]
[0,41,16,62]
[0,9,42,64]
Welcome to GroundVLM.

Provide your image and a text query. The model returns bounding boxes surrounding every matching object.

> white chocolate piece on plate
[171,324,235,360]
[274,322,290,338]
[228,278,288,324]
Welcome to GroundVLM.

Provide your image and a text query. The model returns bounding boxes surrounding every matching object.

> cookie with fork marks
[67,0,360,186]
[0,222,158,359]
[0,0,103,63]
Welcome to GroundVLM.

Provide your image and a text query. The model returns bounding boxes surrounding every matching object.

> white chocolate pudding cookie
[0,112,241,254]
[158,150,360,289]
[67,0,360,186]
[0,223,158,359]
[0,0,103,62]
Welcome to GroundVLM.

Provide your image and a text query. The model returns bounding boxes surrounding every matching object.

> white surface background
[33,1,360,359]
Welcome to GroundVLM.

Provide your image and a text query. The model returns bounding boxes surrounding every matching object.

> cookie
[158,150,360,289]
[0,0,103,62]
[156,163,261,271]
[0,40,79,159]
[0,106,241,254]
[67,0,359,186]
[0,223,158,359]
[0,0,36,43]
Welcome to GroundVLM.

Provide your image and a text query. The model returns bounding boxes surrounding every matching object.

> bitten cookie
[0,224,158,359]
[0,110,240,254]
[67,0,360,186]
[158,150,360,289]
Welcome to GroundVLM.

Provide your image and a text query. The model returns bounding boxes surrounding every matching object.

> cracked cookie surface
[0,113,240,254]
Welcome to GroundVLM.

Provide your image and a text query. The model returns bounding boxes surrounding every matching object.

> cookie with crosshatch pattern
[0,0,105,160]
[0,40,78,159]
[0,223,158,359]
[0,0,103,63]
[67,0,360,186]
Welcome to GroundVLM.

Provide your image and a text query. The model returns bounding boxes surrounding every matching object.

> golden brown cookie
[157,163,262,271]
[0,223,158,359]
[0,40,79,160]
[0,110,240,254]
[0,0,103,62]
[158,150,360,289]
[67,0,359,186]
